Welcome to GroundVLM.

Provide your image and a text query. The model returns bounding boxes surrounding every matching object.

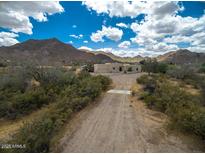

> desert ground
[60,73,204,153]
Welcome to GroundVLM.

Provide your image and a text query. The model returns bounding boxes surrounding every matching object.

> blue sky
[0,1,205,57]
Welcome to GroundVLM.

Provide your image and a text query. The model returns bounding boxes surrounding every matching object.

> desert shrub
[137,75,150,84]
[0,88,49,119]
[199,63,205,73]
[7,98,74,153]
[70,96,91,112]
[170,106,205,139]
[150,82,198,113]
[138,75,205,139]
[166,65,195,80]
[12,116,55,152]
[93,75,112,91]
[1,69,112,152]
[0,61,7,67]
[78,78,102,100]
[137,74,159,93]
[0,73,28,92]
[77,71,91,80]
[33,68,77,90]
[0,66,80,119]
[11,89,49,118]
[81,63,94,72]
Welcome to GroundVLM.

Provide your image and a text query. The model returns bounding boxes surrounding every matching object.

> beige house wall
[94,63,141,73]
[94,63,122,73]
[123,64,141,73]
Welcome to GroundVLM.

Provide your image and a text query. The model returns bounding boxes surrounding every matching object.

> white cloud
[96,47,157,57]
[118,41,131,49]
[69,34,83,39]
[82,1,148,18]
[147,42,178,52]
[83,1,182,19]
[0,2,64,34]
[78,44,178,57]
[0,32,19,46]
[116,23,128,28]
[78,46,93,51]
[72,25,77,28]
[187,45,205,53]
[85,1,205,55]
[68,41,73,44]
[91,26,123,42]
[149,1,183,19]
[128,1,205,54]
[83,40,88,43]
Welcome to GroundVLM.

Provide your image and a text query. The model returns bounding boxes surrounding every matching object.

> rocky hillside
[0,38,114,66]
[157,49,205,65]
[80,49,144,63]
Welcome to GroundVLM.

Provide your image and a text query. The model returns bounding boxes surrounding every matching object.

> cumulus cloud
[82,1,182,19]
[69,34,83,39]
[68,41,73,44]
[128,1,205,54]
[84,1,205,54]
[72,25,77,28]
[78,46,93,51]
[91,26,123,42]
[77,45,154,57]
[0,2,64,34]
[97,47,159,57]
[0,32,19,46]
[116,23,128,28]
[82,1,148,18]
[118,41,131,49]
[83,40,88,43]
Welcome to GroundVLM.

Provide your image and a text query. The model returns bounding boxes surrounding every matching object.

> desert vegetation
[135,61,205,140]
[0,65,111,152]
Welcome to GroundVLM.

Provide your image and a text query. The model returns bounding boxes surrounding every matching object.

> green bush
[0,73,28,92]
[12,116,54,152]
[78,78,102,100]
[70,96,91,112]
[137,75,159,93]
[77,71,91,80]
[81,63,94,72]
[199,63,205,73]
[1,67,112,152]
[137,75,150,84]
[166,65,195,80]
[138,75,205,139]
[0,88,49,119]
[0,67,79,119]
[93,75,112,91]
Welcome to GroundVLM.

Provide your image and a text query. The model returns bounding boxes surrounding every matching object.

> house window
[113,67,115,70]
[136,68,138,71]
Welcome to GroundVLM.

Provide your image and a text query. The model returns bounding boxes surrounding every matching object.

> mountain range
[158,49,205,65]
[0,38,205,66]
[0,38,114,66]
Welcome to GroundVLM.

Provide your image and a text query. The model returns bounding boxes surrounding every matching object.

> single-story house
[94,63,141,73]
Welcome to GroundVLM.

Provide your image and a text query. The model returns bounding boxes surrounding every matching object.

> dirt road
[61,73,204,152]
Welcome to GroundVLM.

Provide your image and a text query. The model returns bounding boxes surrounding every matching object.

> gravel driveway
[61,73,204,152]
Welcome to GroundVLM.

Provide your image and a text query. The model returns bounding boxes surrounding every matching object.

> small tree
[142,59,168,75]
[199,63,205,73]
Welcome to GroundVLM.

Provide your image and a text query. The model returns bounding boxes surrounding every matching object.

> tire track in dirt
[61,73,204,152]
